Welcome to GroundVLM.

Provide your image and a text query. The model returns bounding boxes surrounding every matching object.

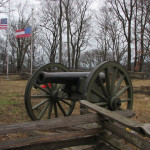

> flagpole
[6,0,10,80]
[30,8,34,75]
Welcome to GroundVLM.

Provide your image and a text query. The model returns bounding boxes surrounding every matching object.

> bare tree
[80,51,93,69]
[107,0,135,71]
[95,5,127,63]
[138,0,150,71]
[95,6,111,62]
[39,0,60,63]
[0,0,9,10]
[0,38,7,72]
[63,0,71,68]
[144,19,150,63]
[133,0,150,72]
[80,49,112,69]
[60,0,92,69]
[69,0,92,69]
[0,0,11,72]
[59,0,63,63]
[9,2,31,72]
[134,0,138,71]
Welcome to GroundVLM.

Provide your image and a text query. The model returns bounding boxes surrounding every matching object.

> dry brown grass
[132,79,150,123]
[0,75,150,125]
[0,75,150,149]
[0,75,30,124]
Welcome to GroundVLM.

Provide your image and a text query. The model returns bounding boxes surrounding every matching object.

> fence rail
[0,100,150,150]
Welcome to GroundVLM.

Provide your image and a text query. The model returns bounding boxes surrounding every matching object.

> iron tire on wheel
[82,61,133,111]
[25,63,76,120]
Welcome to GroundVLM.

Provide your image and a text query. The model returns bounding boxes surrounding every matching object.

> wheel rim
[83,61,133,111]
[25,63,76,120]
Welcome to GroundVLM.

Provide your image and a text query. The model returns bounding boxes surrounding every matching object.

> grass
[0,75,150,149]
[131,79,150,123]
[0,75,29,124]
[0,75,150,125]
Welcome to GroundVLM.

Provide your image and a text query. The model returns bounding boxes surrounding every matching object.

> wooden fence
[0,100,150,150]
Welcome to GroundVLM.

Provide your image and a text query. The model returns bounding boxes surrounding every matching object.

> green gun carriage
[24,61,133,120]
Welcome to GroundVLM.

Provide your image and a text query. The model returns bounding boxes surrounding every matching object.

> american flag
[0,18,7,30]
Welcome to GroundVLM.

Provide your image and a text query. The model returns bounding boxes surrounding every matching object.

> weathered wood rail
[0,100,150,150]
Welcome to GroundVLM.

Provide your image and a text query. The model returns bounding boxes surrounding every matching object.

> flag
[15,27,31,38]
[0,18,7,30]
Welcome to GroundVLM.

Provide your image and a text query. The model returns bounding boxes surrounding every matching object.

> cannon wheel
[83,61,133,111]
[25,63,76,120]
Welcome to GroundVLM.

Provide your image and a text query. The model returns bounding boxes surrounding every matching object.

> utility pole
[30,8,34,75]
[6,0,10,80]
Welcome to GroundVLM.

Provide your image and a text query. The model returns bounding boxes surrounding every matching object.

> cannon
[24,61,133,120]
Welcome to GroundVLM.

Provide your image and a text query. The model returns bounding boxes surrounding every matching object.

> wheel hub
[52,91,59,102]
[109,97,121,111]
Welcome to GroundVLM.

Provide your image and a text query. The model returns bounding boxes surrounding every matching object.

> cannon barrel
[38,72,105,85]
[38,72,90,84]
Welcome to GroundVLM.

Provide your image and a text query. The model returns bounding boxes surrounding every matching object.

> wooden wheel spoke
[91,88,108,101]
[53,102,58,117]
[33,83,50,95]
[116,86,129,98]
[105,68,111,96]
[110,68,118,96]
[31,95,50,98]
[37,102,49,120]
[97,76,109,98]
[32,99,49,110]
[48,101,53,119]
[57,92,68,99]
[113,75,125,95]
[62,94,68,99]
[57,101,67,116]
[104,106,109,109]
[94,102,108,106]
[61,100,72,107]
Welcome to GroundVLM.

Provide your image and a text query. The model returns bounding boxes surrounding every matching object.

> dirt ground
[131,79,150,123]
[0,75,150,124]
[0,75,150,149]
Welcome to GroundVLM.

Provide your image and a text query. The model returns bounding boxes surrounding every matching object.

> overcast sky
[0,0,102,18]
[0,0,102,48]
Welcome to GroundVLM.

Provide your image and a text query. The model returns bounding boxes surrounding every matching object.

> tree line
[0,0,149,73]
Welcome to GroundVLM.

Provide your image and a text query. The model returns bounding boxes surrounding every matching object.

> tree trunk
[127,21,132,71]
[67,19,70,68]
[59,0,62,64]
[139,0,144,72]
[139,27,144,72]
[134,0,138,72]
[65,0,71,68]
[75,47,81,69]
